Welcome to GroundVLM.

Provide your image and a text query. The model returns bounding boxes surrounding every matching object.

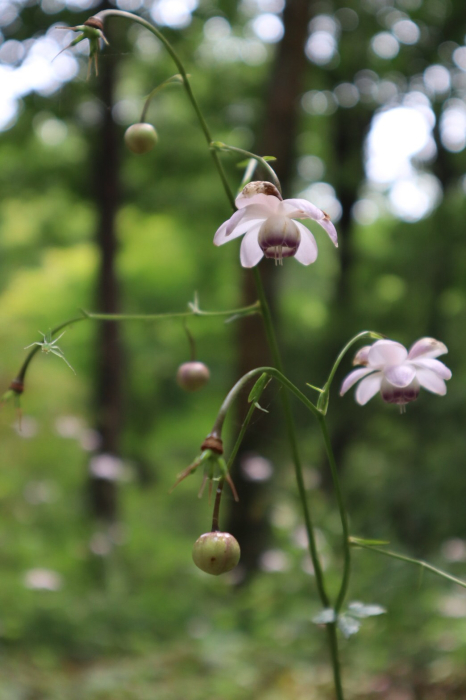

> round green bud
[192,532,241,576]
[124,123,158,154]
[176,361,210,392]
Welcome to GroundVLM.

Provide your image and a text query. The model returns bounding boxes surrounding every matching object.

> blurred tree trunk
[227,0,313,578]
[88,28,123,523]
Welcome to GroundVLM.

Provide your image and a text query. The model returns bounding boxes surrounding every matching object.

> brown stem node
[200,435,223,454]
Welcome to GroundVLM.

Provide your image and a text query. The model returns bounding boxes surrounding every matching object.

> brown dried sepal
[241,181,282,200]
[200,435,223,454]
[9,378,24,395]
[83,17,104,31]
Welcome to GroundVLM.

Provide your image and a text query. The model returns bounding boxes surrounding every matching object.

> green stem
[140,74,184,123]
[352,541,466,590]
[95,9,235,209]
[14,302,260,386]
[210,142,282,195]
[318,415,351,615]
[325,330,384,392]
[87,12,344,695]
[326,624,345,700]
[317,330,383,414]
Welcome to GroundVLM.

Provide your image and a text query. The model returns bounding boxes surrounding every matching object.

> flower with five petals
[340,338,452,407]
[214,181,338,267]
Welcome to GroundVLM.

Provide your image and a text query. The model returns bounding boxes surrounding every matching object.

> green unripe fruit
[124,123,158,154]
[176,361,210,392]
[192,532,241,576]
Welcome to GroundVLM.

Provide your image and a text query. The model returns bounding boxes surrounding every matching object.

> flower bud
[124,123,158,154]
[192,532,240,575]
[176,361,210,392]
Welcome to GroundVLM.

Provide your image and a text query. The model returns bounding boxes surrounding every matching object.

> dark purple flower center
[258,216,300,265]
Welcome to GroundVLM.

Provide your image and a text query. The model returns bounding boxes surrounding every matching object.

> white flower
[214,181,338,267]
[340,338,452,407]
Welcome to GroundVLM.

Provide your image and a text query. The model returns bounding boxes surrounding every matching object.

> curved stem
[140,74,184,123]
[13,302,260,387]
[318,415,351,615]
[84,12,344,694]
[325,330,384,392]
[95,9,235,208]
[352,541,466,590]
[211,142,282,195]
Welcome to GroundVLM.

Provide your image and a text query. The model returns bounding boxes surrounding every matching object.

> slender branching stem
[318,415,351,614]
[67,12,344,696]
[352,540,466,589]
[95,10,235,208]
[13,302,260,386]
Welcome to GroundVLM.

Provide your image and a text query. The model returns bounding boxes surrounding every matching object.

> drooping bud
[124,123,158,154]
[192,531,241,575]
[258,215,301,264]
[176,361,210,392]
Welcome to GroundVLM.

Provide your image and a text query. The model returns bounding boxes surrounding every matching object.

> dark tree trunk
[88,34,123,523]
[227,0,313,577]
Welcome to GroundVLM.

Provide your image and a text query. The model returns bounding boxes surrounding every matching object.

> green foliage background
[1,0,466,697]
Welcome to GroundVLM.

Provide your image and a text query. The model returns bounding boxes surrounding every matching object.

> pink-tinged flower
[340,338,452,407]
[214,181,338,267]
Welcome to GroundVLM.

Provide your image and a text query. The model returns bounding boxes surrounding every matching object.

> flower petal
[294,222,318,265]
[384,364,416,387]
[225,208,245,236]
[235,192,280,211]
[340,367,375,396]
[214,213,266,246]
[408,337,448,360]
[355,373,383,405]
[415,367,447,395]
[353,346,371,366]
[282,198,338,247]
[410,358,452,380]
[240,224,263,268]
[368,340,408,367]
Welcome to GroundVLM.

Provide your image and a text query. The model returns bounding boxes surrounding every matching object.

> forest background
[1,0,466,697]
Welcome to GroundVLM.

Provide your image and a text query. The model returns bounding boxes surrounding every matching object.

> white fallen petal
[355,373,383,405]
[294,223,318,265]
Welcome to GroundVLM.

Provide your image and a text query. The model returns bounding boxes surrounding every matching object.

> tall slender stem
[318,415,351,615]
[82,13,344,696]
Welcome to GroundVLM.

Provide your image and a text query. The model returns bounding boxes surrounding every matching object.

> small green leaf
[350,536,390,546]
[312,608,336,625]
[248,373,270,404]
[262,156,277,162]
[338,615,361,639]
